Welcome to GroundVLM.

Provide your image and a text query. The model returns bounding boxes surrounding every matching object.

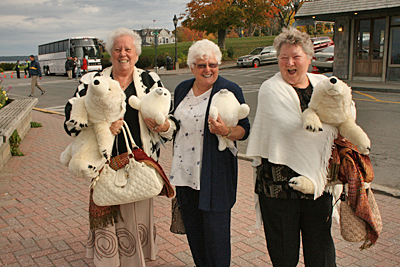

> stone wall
[0,98,38,170]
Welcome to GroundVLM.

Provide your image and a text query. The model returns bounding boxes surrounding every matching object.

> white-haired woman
[169,39,250,266]
[247,27,338,267]
[64,27,177,267]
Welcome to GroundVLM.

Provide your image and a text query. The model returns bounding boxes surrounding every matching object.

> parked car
[312,45,334,71]
[236,46,277,67]
[311,36,334,52]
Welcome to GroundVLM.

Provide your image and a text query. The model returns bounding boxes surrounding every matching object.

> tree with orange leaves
[270,0,304,28]
[176,26,216,42]
[181,0,273,49]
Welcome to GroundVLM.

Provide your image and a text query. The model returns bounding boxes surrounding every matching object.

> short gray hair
[273,27,314,59]
[106,27,142,56]
[187,39,222,69]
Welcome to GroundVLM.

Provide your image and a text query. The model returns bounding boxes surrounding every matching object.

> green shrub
[9,130,24,156]
[31,122,43,128]
[227,46,235,59]
[136,56,152,69]
[0,63,15,71]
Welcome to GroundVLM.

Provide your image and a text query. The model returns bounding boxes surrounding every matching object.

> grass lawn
[139,35,276,61]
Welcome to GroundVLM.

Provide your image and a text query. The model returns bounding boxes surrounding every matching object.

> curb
[237,153,400,199]
[351,86,400,94]
[154,63,238,76]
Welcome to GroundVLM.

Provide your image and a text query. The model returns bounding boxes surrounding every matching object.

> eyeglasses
[193,62,219,69]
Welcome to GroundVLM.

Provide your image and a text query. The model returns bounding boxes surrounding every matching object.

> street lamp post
[173,14,179,70]
[153,29,158,72]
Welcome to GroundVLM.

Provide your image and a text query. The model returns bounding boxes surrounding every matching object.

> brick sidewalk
[1,111,400,266]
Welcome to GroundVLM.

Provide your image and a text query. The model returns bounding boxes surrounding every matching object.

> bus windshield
[74,46,101,59]
[71,38,101,59]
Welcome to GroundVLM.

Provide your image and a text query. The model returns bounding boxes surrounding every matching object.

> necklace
[121,80,132,89]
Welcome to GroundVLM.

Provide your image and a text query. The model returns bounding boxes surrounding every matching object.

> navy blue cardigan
[173,76,250,212]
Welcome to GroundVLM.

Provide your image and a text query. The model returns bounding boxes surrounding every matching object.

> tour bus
[38,37,103,75]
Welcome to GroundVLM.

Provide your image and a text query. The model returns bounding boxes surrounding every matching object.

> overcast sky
[0,0,188,56]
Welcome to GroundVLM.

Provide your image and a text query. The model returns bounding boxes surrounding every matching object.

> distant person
[24,60,30,76]
[65,57,73,79]
[15,60,21,78]
[73,57,82,79]
[72,57,76,78]
[28,55,45,97]
[81,57,88,74]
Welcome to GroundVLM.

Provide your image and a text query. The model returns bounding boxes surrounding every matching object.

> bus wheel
[45,67,50,76]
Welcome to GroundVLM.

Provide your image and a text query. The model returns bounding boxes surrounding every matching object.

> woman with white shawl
[246,28,338,267]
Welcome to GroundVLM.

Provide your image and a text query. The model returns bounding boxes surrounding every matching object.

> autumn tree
[176,26,215,42]
[181,0,273,49]
[270,0,304,28]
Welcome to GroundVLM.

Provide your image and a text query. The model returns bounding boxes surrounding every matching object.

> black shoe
[41,91,45,95]
[28,95,34,97]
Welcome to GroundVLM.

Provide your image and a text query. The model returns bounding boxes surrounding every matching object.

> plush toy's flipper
[209,106,218,120]
[217,135,227,151]
[155,113,166,125]
[128,95,141,110]
[226,139,235,149]
[301,108,323,132]
[60,145,72,166]
[68,158,99,179]
[69,97,88,131]
[237,104,250,120]
[93,122,115,160]
[289,176,315,195]
[339,121,371,154]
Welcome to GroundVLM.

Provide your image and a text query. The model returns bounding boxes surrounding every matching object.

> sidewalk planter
[0,96,38,170]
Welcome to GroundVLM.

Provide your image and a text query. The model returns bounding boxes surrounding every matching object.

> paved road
[2,66,400,193]
[1,111,400,266]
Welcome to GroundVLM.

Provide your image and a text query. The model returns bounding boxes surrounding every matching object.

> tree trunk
[217,29,226,50]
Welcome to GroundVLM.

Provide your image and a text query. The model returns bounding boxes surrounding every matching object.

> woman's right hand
[110,118,124,135]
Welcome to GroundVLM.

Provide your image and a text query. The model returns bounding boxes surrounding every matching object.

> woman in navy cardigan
[169,39,250,267]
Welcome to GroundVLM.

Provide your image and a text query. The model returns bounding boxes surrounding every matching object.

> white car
[312,45,334,71]
[236,46,277,67]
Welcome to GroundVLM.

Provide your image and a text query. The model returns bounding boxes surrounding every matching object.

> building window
[391,16,400,25]
[389,27,400,66]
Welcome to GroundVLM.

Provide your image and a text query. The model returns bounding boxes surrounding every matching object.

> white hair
[106,27,142,56]
[274,27,314,59]
[187,39,222,69]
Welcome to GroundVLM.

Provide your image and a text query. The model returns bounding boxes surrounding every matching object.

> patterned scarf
[89,189,122,230]
[334,138,378,249]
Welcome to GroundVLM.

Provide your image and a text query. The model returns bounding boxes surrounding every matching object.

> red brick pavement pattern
[0,111,400,266]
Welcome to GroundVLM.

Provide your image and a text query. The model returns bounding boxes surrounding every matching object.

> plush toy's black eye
[94,80,100,85]
[330,78,337,84]
[164,93,167,96]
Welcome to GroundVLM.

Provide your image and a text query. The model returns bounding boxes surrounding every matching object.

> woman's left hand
[208,115,229,136]
[144,117,170,133]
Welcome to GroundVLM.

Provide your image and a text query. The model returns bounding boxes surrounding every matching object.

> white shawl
[246,72,338,199]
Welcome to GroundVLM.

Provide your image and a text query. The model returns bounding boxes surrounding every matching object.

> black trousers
[176,186,231,267]
[259,192,336,267]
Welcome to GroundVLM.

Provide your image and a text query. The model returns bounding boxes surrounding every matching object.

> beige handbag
[91,122,166,206]
[340,187,382,243]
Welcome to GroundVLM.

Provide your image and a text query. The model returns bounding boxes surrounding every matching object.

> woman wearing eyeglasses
[169,39,250,267]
